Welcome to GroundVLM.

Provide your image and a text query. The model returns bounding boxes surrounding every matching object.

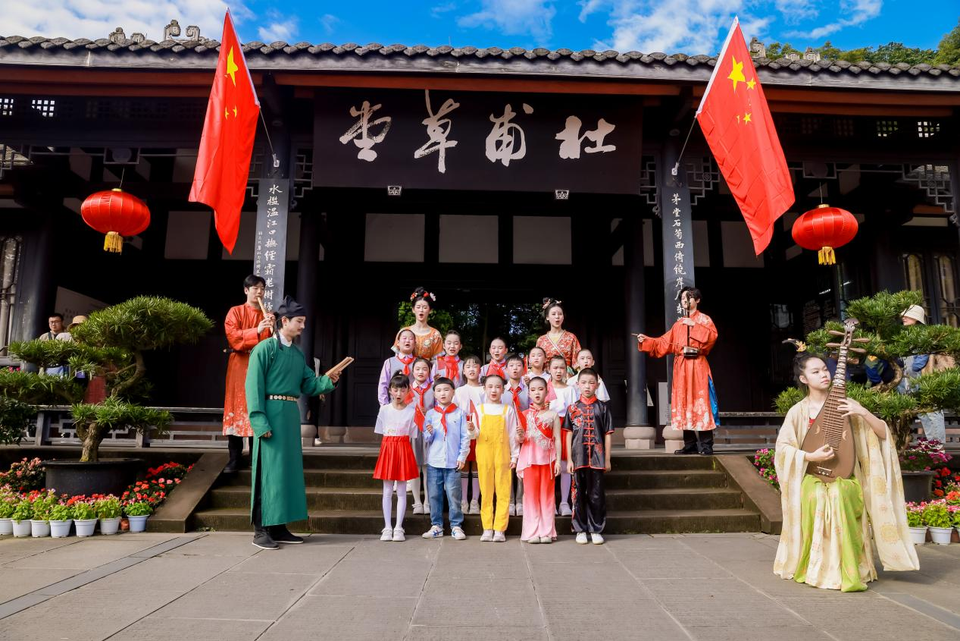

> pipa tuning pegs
[853,338,870,343]
[850,347,868,354]
[828,330,846,337]
[825,342,842,348]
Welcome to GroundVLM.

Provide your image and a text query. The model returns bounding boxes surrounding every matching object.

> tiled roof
[1,35,959,81]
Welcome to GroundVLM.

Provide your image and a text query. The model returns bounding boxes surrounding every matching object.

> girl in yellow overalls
[470,373,520,542]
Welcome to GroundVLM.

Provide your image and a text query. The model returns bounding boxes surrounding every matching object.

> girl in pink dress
[536,298,582,374]
[517,376,562,543]
[373,374,419,542]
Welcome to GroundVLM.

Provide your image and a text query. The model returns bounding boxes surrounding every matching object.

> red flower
[934,489,945,497]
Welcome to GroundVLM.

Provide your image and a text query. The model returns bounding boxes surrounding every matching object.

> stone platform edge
[147,451,227,533]
[714,454,782,534]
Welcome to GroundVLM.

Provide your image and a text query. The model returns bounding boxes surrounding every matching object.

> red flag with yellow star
[188,10,260,254]
[696,17,794,255]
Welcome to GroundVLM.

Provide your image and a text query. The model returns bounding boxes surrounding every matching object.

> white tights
[382,480,407,530]
[407,467,430,507]
[560,471,571,506]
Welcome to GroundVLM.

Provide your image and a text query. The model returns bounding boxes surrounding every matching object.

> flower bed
[0,460,193,537]
[753,448,780,491]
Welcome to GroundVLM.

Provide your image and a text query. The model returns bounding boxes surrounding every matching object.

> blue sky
[5,1,958,57]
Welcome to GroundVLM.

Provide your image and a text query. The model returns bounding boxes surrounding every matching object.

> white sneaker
[493,531,506,543]
[412,503,424,515]
[469,500,480,515]
[380,527,393,541]
[461,500,469,514]
[508,503,516,516]
[423,503,431,515]
[422,525,443,539]
[516,504,523,516]
[451,527,467,540]
[526,537,540,544]
[591,533,605,545]
[559,503,572,516]
[539,536,552,544]
[480,529,494,542]
[576,532,588,545]
[392,527,406,542]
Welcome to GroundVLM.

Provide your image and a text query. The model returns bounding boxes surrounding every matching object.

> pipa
[800,318,869,483]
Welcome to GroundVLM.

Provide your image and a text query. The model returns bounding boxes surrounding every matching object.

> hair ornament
[410,289,436,303]
[782,338,807,353]
[541,297,562,311]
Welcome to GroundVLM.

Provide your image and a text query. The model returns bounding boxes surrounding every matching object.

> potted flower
[124,500,153,533]
[923,500,954,545]
[0,488,17,535]
[898,439,951,503]
[30,490,56,538]
[48,499,74,538]
[95,495,122,535]
[906,502,927,545]
[72,498,97,537]
[11,495,32,537]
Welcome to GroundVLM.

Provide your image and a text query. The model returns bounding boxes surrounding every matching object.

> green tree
[775,291,960,452]
[1,297,212,461]
[935,19,960,65]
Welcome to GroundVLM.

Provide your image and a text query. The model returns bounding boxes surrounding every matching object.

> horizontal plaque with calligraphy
[313,88,643,194]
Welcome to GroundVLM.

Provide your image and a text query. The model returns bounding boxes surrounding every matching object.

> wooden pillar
[622,214,655,448]
[296,208,321,436]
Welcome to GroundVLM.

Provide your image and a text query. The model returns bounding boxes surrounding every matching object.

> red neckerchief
[407,383,429,431]
[487,359,505,378]
[579,395,598,405]
[508,382,527,429]
[437,403,458,436]
[439,355,460,379]
[397,354,415,376]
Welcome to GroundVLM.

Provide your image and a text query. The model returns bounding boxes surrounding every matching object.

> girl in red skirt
[374,373,419,542]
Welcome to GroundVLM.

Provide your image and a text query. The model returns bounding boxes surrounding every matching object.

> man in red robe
[223,275,274,472]
[637,287,719,455]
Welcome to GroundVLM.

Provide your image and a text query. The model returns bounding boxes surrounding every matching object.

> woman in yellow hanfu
[774,353,919,592]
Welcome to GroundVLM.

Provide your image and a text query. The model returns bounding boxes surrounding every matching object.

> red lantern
[80,188,150,253]
[791,204,858,265]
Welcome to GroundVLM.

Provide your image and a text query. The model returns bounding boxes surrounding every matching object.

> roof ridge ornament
[163,20,204,43]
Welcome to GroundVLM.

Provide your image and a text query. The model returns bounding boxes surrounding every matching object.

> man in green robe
[245,295,339,549]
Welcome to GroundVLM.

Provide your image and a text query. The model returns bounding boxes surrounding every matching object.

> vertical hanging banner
[252,178,290,310]
[660,150,696,330]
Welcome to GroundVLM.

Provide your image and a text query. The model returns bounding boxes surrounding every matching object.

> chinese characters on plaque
[660,155,695,329]
[315,88,642,194]
[253,178,290,310]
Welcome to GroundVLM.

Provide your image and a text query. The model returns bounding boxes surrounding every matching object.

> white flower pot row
[909,525,958,546]
[0,516,147,538]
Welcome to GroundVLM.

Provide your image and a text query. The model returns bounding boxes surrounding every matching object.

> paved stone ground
[1,531,959,640]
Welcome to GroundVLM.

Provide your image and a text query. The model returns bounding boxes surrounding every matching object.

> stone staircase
[192,450,761,535]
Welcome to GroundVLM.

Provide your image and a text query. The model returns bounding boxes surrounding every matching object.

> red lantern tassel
[818,246,835,265]
[104,232,123,253]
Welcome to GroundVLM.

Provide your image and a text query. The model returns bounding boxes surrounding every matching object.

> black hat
[276,296,307,318]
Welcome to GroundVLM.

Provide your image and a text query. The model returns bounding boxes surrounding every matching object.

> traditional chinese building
[0,27,958,447]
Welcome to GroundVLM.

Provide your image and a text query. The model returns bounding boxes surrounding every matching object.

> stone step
[224,468,729,491]
[294,452,717,471]
[208,485,743,512]
[191,507,761,536]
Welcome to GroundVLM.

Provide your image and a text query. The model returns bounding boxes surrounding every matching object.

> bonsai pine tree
[775,290,960,452]
[0,297,213,461]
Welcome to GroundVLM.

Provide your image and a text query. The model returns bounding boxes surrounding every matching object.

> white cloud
[319,14,339,36]
[2,0,250,41]
[458,0,557,42]
[774,0,819,24]
[785,0,882,40]
[431,2,457,18]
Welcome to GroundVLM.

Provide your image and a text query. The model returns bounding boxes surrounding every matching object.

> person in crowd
[503,354,529,516]
[474,373,520,542]
[518,376,561,544]
[223,275,274,473]
[406,357,434,514]
[454,354,485,515]
[432,330,464,387]
[421,377,471,540]
[537,298,581,373]
[773,352,918,591]
[564,368,614,545]
[378,329,416,406]
[245,296,339,550]
[636,287,719,455]
[373,373,419,543]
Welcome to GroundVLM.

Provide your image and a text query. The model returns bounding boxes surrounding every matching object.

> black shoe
[270,525,304,544]
[698,448,714,456]
[252,528,279,550]
[223,459,239,474]
[674,446,698,455]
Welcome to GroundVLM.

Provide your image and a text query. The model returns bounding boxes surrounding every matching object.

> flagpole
[670,120,699,178]
[258,110,280,170]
